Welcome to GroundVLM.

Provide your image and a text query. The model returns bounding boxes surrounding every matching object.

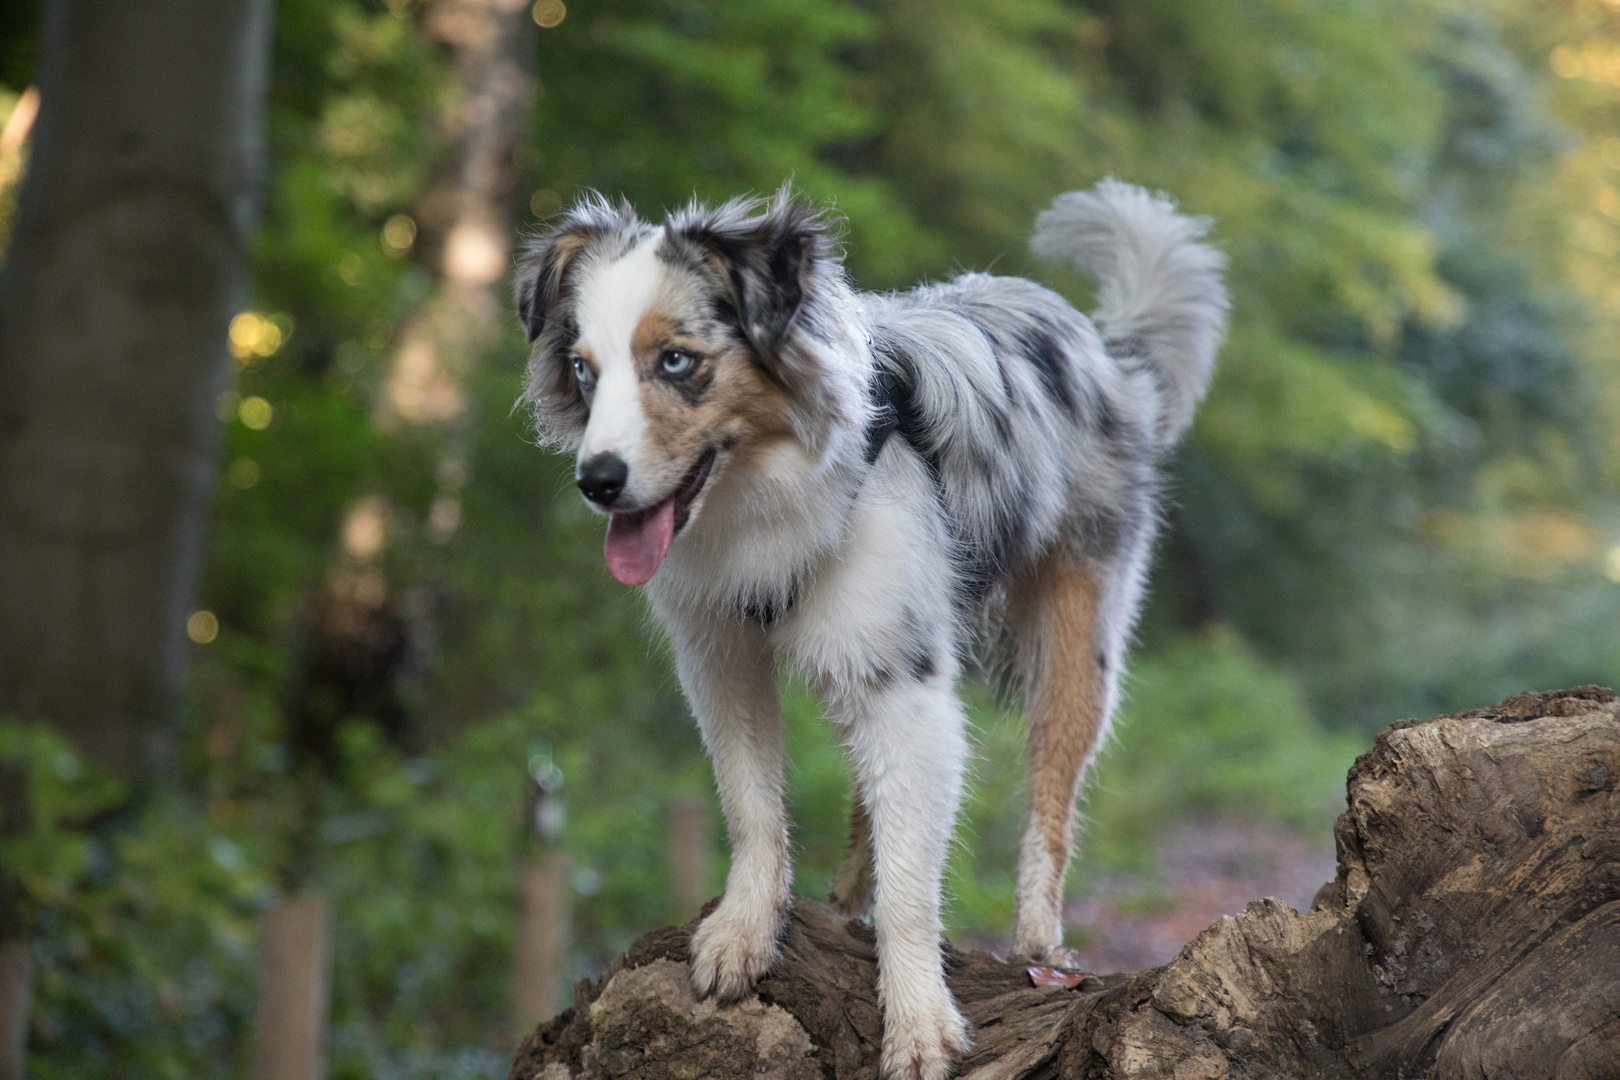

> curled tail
[1030,179,1228,445]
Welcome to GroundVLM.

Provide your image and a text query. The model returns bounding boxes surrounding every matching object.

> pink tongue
[604,499,676,586]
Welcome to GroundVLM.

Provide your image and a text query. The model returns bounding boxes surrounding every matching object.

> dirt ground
[1062,820,1338,974]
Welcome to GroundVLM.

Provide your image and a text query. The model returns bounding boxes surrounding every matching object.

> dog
[514,180,1226,1080]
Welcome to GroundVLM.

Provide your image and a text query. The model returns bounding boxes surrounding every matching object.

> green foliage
[3,0,1619,1074]
[1,723,261,1080]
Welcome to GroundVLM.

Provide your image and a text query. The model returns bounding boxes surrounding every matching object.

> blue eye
[660,350,694,376]
[571,356,592,386]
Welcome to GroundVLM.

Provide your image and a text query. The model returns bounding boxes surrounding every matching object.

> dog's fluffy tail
[1030,179,1228,445]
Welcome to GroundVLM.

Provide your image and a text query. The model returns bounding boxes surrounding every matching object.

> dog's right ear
[514,245,550,343]
[514,194,638,343]
[514,228,587,343]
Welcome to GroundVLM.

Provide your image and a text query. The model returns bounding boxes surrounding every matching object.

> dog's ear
[514,226,589,343]
[669,187,832,366]
[515,195,645,450]
[514,193,638,343]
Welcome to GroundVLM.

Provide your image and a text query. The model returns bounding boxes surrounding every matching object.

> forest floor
[1059,820,1338,973]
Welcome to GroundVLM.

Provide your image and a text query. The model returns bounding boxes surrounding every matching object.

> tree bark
[0,942,31,1080]
[253,894,333,1080]
[514,851,573,1037]
[0,3,276,1073]
[0,0,275,775]
[508,686,1620,1080]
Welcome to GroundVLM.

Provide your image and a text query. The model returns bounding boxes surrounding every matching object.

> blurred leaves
[4,0,1620,1074]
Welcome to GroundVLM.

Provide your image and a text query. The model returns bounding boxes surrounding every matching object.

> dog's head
[515,188,865,585]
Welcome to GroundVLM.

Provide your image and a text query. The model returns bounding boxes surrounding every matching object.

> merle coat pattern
[514,180,1227,1080]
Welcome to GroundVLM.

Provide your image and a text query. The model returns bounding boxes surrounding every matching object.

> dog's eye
[660,350,694,377]
[571,355,593,387]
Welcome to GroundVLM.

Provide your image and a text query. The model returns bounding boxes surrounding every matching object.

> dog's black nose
[577,452,628,506]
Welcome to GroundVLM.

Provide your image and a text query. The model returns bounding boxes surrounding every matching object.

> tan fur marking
[607,278,795,513]
[633,312,794,473]
[827,795,876,917]
[720,357,796,469]
[554,231,593,268]
[1024,557,1106,895]
[631,311,684,358]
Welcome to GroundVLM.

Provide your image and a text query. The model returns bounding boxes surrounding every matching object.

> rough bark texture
[509,686,1620,1080]
[0,4,275,1075]
[0,0,275,775]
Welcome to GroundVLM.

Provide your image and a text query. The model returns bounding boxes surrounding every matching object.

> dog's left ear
[672,187,831,367]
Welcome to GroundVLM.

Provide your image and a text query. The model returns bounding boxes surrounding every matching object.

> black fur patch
[864,370,902,465]
[1095,395,1121,439]
[1018,327,1077,417]
[662,189,833,388]
[738,576,798,625]
[871,343,941,479]
[906,643,936,682]
[898,608,938,682]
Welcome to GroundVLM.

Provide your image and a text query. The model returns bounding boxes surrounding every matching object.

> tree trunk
[0,942,31,1080]
[253,894,333,1080]
[380,0,533,438]
[0,0,275,775]
[0,3,276,1072]
[514,851,572,1036]
[666,796,713,924]
[508,686,1620,1080]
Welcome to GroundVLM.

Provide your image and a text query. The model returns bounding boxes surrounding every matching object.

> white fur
[575,236,666,504]
[1031,179,1228,444]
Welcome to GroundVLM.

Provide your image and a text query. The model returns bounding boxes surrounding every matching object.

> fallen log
[509,686,1620,1079]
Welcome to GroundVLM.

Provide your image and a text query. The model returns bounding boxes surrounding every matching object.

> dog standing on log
[514,180,1227,1080]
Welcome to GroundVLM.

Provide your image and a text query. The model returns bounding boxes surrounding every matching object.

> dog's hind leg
[827,794,875,918]
[1010,553,1117,962]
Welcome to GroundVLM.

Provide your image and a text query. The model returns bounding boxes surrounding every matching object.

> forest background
[2,0,1619,1077]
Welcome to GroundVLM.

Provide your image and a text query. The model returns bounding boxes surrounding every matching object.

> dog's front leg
[667,609,790,1002]
[833,679,972,1080]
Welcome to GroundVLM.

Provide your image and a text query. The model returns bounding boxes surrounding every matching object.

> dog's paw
[1027,945,1085,970]
[688,900,783,1003]
[879,997,970,1080]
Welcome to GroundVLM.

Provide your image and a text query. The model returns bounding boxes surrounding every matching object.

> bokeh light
[186,610,219,644]
[532,0,566,29]
[381,214,416,257]
[228,311,290,362]
[238,396,273,430]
